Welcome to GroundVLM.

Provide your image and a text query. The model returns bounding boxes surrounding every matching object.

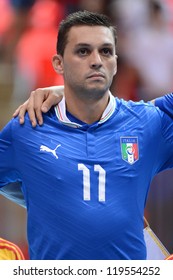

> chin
[86,88,107,100]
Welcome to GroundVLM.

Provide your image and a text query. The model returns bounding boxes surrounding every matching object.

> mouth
[87,73,105,79]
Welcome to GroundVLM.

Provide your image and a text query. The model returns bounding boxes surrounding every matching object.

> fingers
[12,91,41,127]
[41,92,63,113]
[26,92,38,127]
[13,101,29,125]
[26,88,56,126]
[31,89,47,126]
[12,86,64,127]
[13,105,23,119]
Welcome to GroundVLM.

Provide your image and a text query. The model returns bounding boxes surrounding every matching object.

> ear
[113,55,118,76]
[52,54,64,75]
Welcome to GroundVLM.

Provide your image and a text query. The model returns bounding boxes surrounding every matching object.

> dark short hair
[56,10,117,56]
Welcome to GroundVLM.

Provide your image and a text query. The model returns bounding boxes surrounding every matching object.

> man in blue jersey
[1,10,173,260]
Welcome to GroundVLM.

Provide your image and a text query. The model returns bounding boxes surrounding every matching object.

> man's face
[53,25,117,100]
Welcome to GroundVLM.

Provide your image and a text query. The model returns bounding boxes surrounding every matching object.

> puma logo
[40,144,61,159]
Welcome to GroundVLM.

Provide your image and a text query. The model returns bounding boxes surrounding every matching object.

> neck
[64,89,110,124]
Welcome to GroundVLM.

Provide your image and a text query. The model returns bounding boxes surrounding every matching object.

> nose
[90,51,102,69]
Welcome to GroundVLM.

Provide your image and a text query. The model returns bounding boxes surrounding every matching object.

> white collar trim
[54,91,116,128]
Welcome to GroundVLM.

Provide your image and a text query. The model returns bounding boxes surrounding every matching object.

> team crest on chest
[120,137,139,164]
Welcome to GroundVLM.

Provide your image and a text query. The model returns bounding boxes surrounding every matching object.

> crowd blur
[0,0,173,259]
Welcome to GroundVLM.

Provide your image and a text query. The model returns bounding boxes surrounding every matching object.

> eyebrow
[74,43,114,48]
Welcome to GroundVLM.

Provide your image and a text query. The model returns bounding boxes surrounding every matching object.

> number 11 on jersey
[78,164,106,202]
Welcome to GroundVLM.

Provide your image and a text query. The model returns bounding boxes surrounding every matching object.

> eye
[101,48,113,56]
[77,48,90,56]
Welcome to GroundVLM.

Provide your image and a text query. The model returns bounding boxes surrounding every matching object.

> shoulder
[115,98,162,118]
[116,98,173,143]
[10,109,56,131]
[0,109,57,143]
[113,98,173,137]
[117,98,155,109]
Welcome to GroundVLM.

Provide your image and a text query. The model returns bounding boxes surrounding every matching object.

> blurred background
[0,0,173,259]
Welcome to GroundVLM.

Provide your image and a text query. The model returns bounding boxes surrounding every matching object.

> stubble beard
[71,82,111,102]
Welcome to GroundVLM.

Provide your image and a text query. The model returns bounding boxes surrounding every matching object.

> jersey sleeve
[156,108,173,171]
[0,120,25,204]
[155,93,173,118]
[0,120,17,186]
[0,182,26,208]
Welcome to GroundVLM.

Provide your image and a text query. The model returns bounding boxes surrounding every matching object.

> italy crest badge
[121,137,139,164]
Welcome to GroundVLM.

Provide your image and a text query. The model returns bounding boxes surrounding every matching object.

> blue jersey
[1,94,173,260]
[155,93,173,118]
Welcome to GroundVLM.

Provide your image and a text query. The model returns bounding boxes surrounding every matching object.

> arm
[13,86,64,127]
[154,93,173,118]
